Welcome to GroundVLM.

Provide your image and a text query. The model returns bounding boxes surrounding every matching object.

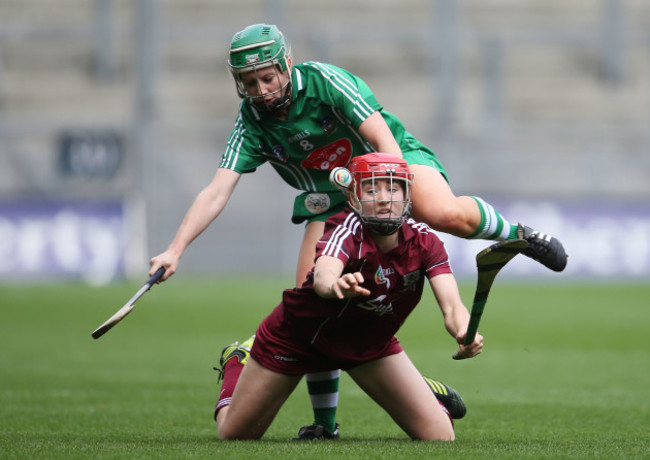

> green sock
[305,370,340,432]
[467,196,518,240]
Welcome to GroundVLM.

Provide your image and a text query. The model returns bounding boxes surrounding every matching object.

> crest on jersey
[260,144,289,162]
[320,116,336,136]
[374,265,394,289]
[304,193,331,215]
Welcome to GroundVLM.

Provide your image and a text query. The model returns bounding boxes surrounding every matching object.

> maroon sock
[214,358,244,419]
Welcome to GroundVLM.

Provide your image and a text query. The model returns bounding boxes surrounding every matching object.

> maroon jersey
[252,209,452,374]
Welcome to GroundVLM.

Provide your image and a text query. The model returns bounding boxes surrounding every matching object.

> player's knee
[433,431,455,442]
[412,424,455,441]
[216,427,230,440]
[217,425,244,440]
[217,431,238,440]
[217,418,264,440]
[216,421,229,440]
[216,415,239,440]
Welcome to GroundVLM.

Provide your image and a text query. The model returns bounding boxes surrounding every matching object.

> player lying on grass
[213,153,483,441]
[150,23,565,439]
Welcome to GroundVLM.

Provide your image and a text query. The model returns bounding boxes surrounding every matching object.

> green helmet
[229,24,289,73]
[228,24,292,109]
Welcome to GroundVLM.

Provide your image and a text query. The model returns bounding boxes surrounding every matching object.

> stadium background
[1,0,649,284]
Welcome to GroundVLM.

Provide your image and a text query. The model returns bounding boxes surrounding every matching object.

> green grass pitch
[1,276,648,459]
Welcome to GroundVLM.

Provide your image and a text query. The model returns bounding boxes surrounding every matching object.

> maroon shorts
[250,320,404,375]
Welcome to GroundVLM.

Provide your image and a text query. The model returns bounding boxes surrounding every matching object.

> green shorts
[291,191,347,225]
[291,149,448,225]
[402,147,449,182]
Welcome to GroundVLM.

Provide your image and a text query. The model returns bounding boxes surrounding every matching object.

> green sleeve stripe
[221,115,246,169]
[294,67,304,90]
[309,62,375,121]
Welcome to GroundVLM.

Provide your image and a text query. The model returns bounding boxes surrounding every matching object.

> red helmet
[347,153,413,235]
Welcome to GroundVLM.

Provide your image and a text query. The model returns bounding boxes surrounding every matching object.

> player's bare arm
[313,255,371,299]
[149,168,241,280]
[429,273,484,359]
[358,111,403,158]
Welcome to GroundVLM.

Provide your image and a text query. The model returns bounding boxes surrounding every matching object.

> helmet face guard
[228,24,292,112]
[346,153,413,236]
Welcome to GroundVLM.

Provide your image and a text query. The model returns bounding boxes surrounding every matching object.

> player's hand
[149,251,180,282]
[330,272,371,299]
[451,331,484,360]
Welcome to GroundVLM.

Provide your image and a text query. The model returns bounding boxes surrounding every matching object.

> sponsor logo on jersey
[374,265,394,289]
[357,295,394,316]
[320,116,336,136]
[301,138,352,170]
[288,130,311,143]
[304,193,331,215]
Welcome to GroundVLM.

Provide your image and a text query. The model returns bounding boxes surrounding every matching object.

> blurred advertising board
[0,199,647,283]
[440,200,650,280]
[0,200,128,285]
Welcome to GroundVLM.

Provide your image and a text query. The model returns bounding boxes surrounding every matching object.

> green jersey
[219,61,446,223]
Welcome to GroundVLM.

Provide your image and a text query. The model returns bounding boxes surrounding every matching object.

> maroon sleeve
[314,211,357,265]
[422,233,453,278]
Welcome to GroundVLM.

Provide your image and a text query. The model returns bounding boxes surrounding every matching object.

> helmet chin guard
[228,24,292,112]
[346,153,413,236]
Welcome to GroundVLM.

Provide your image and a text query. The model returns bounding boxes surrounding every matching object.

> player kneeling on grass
[213,153,483,441]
